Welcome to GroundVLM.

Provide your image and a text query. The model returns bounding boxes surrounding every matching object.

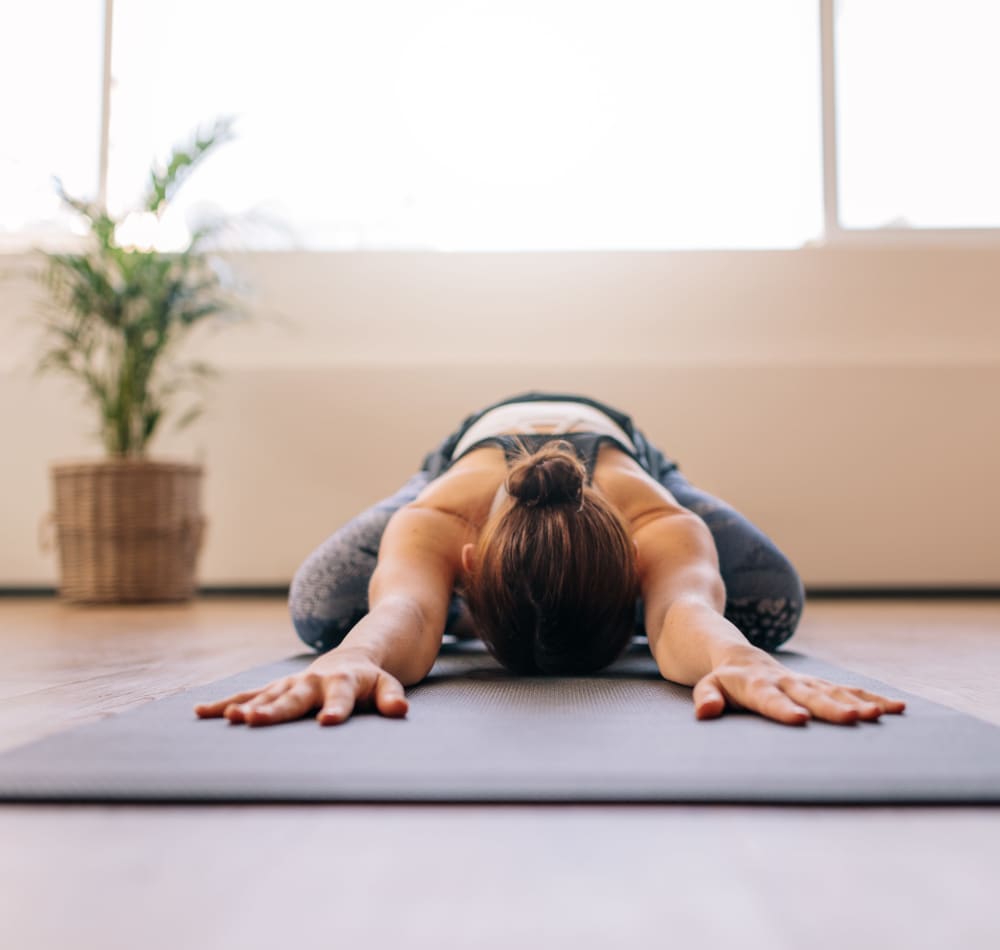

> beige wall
[2,246,999,588]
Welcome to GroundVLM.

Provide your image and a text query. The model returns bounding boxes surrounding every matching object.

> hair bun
[506,440,586,508]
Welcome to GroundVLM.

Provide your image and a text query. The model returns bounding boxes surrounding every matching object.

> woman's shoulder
[409,446,507,527]
[592,446,689,530]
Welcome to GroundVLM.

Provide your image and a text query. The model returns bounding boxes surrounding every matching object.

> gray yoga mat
[1,641,999,804]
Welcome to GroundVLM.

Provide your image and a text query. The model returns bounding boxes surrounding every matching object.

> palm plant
[33,116,248,457]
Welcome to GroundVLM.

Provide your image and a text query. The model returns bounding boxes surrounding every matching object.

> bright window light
[837,0,1000,229]
[107,0,822,250]
[0,1,104,246]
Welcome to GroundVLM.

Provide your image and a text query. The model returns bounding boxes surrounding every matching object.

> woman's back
[410,424,687,546]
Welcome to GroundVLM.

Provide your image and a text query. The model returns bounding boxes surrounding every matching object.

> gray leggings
[288,467,806,657]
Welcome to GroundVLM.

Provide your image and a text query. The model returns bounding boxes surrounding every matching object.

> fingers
[373,671,409,718]
[317,670,409,726]
[694,671,809,725]
[692,674,727,720]
[317,674,359,726]
[218,676,321,727]
[778,677,907,725]
[193,688,267,718]
[223,678,292,724]
[235,680,293,716]
[239,678,324,727]
[753,685,810,726]
[836,685,906,715]
[828,686,883,721]
[197,667,412,729]
[780,679,869,724]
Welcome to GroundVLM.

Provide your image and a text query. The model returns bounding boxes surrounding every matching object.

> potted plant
[32,116,249,603]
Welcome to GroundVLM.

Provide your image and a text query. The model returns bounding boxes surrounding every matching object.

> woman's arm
[634,511,736,684]
[194,502,468,728]
[315,503,470,686]
[635,513,905,725]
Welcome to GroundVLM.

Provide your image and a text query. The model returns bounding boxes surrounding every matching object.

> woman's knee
[291,611,357,654]
[294,578,472,652]
[288,471,433,654]
[289,551,371,653]
[723,550,805,652]
[287,513,388,653]
[659,469,805,651]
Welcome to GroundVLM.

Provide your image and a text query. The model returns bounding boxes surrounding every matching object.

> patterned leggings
[288,466,806,657]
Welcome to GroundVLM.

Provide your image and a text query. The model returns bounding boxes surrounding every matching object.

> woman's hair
[462,438,640,675]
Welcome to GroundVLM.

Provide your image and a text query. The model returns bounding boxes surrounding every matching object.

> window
[105,0,821,250]
[836,0,1000,229]
[16,1,999,251]
[0,1,104,248]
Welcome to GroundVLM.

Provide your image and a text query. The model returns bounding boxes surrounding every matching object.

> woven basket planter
[43,458,207,604]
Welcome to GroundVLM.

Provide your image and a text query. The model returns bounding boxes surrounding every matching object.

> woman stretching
[195,390,904,728]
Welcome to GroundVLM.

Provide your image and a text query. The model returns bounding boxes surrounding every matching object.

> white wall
[2,246,999,587]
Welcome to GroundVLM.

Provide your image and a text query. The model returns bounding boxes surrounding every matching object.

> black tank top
[448,432,641,483]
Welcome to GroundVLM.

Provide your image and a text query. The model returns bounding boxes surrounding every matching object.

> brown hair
[463,438,640,675]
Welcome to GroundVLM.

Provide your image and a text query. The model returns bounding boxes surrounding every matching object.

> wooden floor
[1,595,999,950]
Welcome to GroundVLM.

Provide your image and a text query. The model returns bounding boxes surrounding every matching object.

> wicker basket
[41,458,207,604]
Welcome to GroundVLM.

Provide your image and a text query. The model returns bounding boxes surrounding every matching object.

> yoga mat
[2,642,999,804]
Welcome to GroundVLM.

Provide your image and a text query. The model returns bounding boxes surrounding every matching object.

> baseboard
[1,585,999,599]
[0,586,291,598]
[805,587,1000,599]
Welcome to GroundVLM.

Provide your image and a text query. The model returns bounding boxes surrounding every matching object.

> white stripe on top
[450,400,637,460]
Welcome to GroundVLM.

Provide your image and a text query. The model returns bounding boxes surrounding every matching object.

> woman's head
[461,439,640,675]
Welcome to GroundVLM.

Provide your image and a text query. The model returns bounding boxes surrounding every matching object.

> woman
[195,390,904,728]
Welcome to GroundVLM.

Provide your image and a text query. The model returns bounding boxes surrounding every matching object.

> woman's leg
[653,467,806,653]
[288,471,437,653]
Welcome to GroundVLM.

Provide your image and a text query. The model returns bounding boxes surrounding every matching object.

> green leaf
[173,404,205,432]
[142,407,163,441]
[142,115,238,214]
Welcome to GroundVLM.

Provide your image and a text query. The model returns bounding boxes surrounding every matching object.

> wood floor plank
[793,600,1000,724]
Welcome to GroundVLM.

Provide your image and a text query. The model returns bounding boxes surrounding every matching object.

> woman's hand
[193,648,409,727]
[692,648,906,726]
